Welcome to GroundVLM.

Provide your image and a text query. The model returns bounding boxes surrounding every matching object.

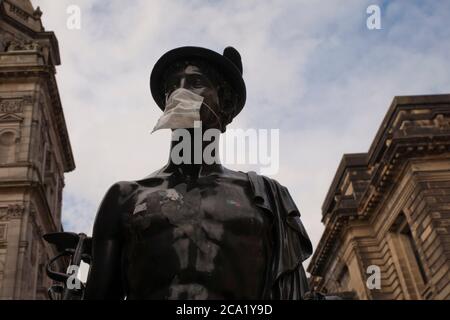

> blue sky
[32,0,450,270]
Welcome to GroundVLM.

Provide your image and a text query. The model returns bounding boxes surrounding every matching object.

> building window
[390,212,428,298]
[403,226,428,284]
[0,224,6,241]
[337,265,350,291]
[45,150,52,171]
[0,130,16,164]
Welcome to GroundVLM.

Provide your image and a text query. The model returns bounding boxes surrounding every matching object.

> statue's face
[164,63,223,131]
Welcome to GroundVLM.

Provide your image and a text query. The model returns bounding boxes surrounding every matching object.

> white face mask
[152,88,222,133]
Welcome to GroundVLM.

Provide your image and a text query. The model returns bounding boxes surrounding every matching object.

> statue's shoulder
[221,168,289,205]
[113,180,140,194]
[135,165,175,183]
[219,167,287,192]
[244,170,285,189]
[101,180,140,205]
[94,180,140,227]
[220,166,250,181]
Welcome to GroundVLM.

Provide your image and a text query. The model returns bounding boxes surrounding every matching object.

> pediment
[0,113,23,122]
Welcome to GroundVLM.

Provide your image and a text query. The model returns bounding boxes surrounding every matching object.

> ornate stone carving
[8,2,30,22]
[434,114,450,130]
[33,7,43,19]
[0,205,25,220]
[7,204,25,219]
[5,39,42,53]
[0,96,32,113]
[0,100,23,113]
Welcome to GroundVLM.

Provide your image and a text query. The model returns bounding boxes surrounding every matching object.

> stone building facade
[0,0,75,299]
[308,94,450,300]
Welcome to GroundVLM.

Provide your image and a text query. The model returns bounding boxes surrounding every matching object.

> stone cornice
[366,94,450,165]
[359,101,450,217]
[307,211,350,275]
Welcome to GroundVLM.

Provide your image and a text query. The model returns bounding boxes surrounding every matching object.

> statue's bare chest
[122,175,272,299]
[125,176,268,240]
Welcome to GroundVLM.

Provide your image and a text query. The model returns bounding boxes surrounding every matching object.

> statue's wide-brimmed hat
[150,46,246,117]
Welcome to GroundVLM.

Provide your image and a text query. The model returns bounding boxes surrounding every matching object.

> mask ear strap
[164,92,169,105]
[202,102,224,132]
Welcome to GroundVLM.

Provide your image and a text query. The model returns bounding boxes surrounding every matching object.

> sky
[30,0,450,274]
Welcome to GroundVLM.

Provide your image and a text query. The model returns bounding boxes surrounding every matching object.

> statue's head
[150,47,246,132]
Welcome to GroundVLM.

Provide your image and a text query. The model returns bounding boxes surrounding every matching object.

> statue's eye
[192,78,203,88]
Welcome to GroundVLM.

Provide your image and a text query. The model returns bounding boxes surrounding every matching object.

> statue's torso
[121,170,273,299]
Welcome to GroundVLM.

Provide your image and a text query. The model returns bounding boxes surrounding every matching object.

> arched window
[0,130,17,164]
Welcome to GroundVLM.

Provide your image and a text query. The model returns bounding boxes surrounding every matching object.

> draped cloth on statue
[247,172,313,300]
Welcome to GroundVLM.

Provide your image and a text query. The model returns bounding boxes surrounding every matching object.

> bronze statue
[81,46,312,300]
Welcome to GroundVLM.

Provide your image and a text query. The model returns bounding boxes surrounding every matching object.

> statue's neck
[167,128,221,178]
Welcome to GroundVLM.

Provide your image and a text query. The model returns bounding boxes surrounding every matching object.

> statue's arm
[84,182,129,300]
